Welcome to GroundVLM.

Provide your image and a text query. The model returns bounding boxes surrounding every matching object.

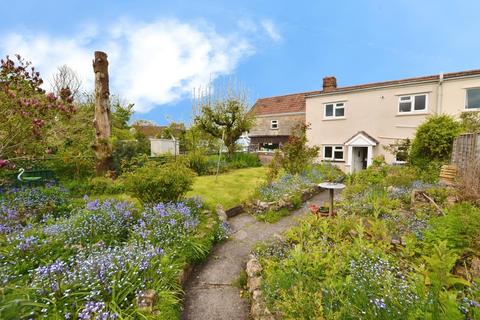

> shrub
[123,161,196,204]
[424,202,480,253]
[227,152,261,169]
[266,150,282,185]
[410,115,461,166]
[63,177,125,196]
[459,111,480,133]
[280,123,319,174]
[186,151,210,175]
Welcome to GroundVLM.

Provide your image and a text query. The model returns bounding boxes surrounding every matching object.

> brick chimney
[322,76,337,92]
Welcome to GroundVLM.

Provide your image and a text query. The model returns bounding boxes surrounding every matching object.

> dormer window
[324,102,345,119]
[270,120,278,129]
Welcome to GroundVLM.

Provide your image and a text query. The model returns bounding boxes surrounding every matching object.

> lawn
[188,166,267,209]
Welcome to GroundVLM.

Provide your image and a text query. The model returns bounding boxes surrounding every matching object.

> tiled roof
[307,69,480,97]
[251,69,480,116]
[250,92,314,116]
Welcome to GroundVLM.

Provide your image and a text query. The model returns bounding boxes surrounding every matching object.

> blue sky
[2,0,479,125]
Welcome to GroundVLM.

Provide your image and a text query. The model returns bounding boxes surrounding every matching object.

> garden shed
[150,138,179,156]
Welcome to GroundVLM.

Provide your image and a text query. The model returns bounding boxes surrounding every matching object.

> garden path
[181,191,332,320]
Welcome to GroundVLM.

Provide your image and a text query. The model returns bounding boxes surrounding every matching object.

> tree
[50,65,82,100]
[280,123,319,174]
[193,82,254,156]
[0,54,74,162]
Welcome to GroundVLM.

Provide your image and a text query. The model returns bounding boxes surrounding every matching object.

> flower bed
[247,164,344,217]
[252,164,480,319]
[0,187,223,319]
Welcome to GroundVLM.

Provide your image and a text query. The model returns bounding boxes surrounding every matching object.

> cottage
[251,69,480,171]
[306,70,480,172]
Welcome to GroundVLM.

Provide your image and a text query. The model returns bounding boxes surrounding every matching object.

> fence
[451,133,480,175]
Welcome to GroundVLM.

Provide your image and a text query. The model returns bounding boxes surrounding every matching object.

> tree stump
[92,51,112,175]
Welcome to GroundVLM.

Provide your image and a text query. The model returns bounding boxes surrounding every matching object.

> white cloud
[0,18,278,113]
[261,19,282,43]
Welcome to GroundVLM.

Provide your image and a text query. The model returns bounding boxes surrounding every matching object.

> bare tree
[193,78,254,156]
[50,65,82,100]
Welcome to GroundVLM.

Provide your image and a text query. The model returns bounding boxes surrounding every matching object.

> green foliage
[186,151,210,175]
[280,123,320,175]
[266,150,282,185]
[410,115,461,166]
[424,202,480,253]
[257,207,291,223]
[111,139,149,175]
[416,241,468,320]
[123,161,196,204]
[460,111,480,133]
[194,91,254,156]
[257,164,479,320]
[226,152,261,169]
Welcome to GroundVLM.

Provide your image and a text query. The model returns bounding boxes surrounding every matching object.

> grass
[187,167,267,209]
[256,207,291,223]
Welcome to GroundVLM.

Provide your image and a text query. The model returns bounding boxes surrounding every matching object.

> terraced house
[248,92,308,151]
[251,70,480,172]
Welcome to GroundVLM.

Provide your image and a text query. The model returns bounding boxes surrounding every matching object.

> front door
[352,147,368,173]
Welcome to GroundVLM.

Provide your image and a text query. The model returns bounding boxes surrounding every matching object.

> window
[398,94,427,113]
[323,145,344,161]
[466,88,480,109]
[270,120,278,129]
[324,102,345,119]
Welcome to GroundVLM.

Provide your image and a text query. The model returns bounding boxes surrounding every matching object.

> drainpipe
[436,72,444,114]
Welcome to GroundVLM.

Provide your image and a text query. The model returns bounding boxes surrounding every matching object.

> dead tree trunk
[92,51,112,175]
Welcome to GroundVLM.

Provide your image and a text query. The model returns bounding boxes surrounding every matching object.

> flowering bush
[0,192,218,319]
[0,186,70,234]
[49,198,138,246]
[132,200,201,252]
[255,164,343,202]
[256,165,479,320]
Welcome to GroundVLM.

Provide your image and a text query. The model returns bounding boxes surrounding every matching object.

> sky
[1,0,480,125]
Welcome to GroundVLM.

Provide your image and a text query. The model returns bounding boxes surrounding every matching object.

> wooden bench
[439,165,457,185]
[11,169,56,187]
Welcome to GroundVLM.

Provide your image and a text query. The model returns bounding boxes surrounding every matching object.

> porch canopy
[344,131,379,172]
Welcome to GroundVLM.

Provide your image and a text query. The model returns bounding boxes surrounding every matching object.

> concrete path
[181,191,331,320]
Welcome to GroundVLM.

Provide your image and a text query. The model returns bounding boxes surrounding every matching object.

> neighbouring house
[306,70,480,173]
[249,92,311,151]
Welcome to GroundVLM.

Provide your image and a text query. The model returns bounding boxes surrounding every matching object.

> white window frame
[270,120,278,129]
[398,93,428,114]
[323,145,344,161]
[465,87,480,110]
[323,102,345,119]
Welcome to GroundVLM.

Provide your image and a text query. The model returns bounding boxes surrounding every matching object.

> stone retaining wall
[246,255,275,320]
[246,186,322,215]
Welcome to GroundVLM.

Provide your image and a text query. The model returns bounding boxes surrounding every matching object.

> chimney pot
[323,76,337,92]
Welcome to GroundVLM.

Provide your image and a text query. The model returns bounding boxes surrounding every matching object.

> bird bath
[318,182,345,216]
